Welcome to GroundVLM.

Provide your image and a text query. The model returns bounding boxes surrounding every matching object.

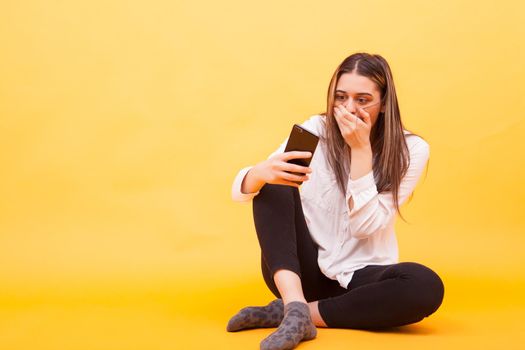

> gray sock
[260,301,317,350]
[226,299,284,332]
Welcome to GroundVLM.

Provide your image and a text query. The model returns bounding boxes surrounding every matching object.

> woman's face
[334,71,384,127]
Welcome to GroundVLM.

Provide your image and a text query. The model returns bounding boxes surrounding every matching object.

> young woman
[227,52,445,350]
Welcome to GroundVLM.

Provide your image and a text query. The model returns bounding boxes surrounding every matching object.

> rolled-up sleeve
[345,139,430,240]
[231,166,260,202]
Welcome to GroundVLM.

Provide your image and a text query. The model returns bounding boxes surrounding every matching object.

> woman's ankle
[282,297,307,305]
[273,269,307,306]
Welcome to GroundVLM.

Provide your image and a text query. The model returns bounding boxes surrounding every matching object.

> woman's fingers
[333,105,372,149]
[357,107,372,128]
[279,170,309,182]
[277,179,301,188]
[334,106,355,128]
[281,162,311,174]
[281,151,312,162]
[335,105,358,126]
[334,108,353,135]
[333,108,349,128]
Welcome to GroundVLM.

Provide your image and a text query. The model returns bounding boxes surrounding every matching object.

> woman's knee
[259,183,295,195]
[254,183,296,206]
[395,262,445,316]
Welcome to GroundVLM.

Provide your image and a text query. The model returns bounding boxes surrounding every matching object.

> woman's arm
[240,165,266,194]
[345,139,430,239]
[231,115,321,202]
[348,145,373,211]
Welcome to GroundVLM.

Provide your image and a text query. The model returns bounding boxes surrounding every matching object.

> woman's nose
[343,99,357,113]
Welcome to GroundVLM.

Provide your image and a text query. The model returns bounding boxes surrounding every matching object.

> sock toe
[227,299,284,332]
[259,301,317,350]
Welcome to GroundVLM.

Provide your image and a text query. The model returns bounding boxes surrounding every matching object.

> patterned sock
[260,301,317,350]
[226,299,285,332]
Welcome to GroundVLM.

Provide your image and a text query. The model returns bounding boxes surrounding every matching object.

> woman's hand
[333,105,372,150]
[255,151,313,188]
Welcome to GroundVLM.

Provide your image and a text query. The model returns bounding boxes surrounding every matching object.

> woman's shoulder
[299,114,325,137]
[403,129,430,157]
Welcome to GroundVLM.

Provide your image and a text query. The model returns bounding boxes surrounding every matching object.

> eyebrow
[335,90,373,97]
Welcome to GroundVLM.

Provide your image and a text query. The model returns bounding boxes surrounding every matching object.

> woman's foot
[260,301,317,350]
[226,299,284,332]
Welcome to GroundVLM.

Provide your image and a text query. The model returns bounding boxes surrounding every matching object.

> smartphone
[283,124,319,185]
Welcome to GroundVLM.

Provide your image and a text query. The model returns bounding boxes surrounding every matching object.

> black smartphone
[283,124,319,185]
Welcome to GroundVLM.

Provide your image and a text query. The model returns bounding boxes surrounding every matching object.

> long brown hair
[318,52,428,222]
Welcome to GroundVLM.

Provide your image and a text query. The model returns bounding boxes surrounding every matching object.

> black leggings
[253,183,445,330]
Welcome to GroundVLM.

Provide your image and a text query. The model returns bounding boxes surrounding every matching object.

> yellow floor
[1,271,525,349]
[1,219,524,349]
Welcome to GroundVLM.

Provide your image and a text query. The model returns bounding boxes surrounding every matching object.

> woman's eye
[358,99,368,104]
[335,95,345,100]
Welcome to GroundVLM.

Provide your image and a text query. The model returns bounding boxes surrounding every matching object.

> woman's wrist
[350,143,372,153]
[350,145,373,180]
[241,164,266,194]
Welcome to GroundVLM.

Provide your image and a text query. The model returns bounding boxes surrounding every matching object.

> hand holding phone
[254,124,319,188]
[283,124,319,185]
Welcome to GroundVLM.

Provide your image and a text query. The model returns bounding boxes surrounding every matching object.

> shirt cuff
[231,166,261,202]
[345,170,378,212]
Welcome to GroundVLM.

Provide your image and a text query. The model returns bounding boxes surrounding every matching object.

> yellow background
[1,0,524,348]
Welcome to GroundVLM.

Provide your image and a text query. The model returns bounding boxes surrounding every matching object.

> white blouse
[231,114,430,289]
